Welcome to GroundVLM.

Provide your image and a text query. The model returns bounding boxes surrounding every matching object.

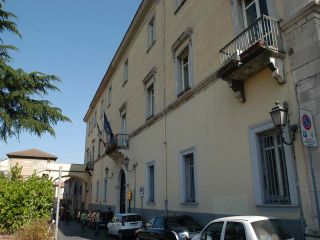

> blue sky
[0,0,141,163]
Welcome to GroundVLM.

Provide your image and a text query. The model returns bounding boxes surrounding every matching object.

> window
[104,179,108,202]
[180,149,197,204]
[107,85,112,106]
[120,111,127,147]
[147,164,155,202]
[148,17,155,48]
[123,59,128,84]
[249,121,297,206]
[121,113,127,135]
[88,120,92,134]
[93,111,97,127]
[92,141,95,161]
[177,47,191,95]
[98,140,104,158]
[176,0,186,9]
[96,181,99,202]
[201,222,224,240]
[242,0,268,27]
[184,153,195,202]
[225,222,246,240]
[259,131,290,204]
[146,83,155,118]
[100,99,104,118]
[231,0,275,36]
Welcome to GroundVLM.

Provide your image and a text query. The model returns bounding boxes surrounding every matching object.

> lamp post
[270,101,298,145]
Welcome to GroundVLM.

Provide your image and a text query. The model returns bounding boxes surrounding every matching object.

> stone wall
[283,1,320,235]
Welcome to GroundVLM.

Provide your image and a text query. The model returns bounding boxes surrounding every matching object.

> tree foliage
[0,0,70,142]
[0,164,54,234]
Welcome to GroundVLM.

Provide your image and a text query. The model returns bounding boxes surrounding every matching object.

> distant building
[83,1,320,238]
[0,148,57,178]
[63,178,84,216]
[0,148,90,217]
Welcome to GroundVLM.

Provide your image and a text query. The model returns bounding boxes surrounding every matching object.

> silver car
[192,216,294,240]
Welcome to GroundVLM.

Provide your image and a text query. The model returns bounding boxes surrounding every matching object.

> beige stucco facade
[84,0,320,238]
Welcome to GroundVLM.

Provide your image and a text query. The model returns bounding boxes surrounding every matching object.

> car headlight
[178,231,190,240]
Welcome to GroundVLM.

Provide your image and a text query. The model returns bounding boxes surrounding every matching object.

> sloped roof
[7,148,57,161]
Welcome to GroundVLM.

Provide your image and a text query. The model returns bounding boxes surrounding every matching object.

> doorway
[119,170,126,213]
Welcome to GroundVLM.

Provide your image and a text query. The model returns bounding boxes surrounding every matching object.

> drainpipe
[162,0,168,216]
[293,82,307,238]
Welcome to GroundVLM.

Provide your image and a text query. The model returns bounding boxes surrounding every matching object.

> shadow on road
[58,220,118,240]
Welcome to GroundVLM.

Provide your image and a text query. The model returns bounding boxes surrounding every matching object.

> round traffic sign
[302,114,312,130]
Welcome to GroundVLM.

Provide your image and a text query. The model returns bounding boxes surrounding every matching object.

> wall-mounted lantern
[270,101,298,145]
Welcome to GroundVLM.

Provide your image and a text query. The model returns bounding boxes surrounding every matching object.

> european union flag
[104,113,114,143]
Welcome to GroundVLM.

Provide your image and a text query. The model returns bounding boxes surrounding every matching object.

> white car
[191,216,294,240]
[107,213,143,240]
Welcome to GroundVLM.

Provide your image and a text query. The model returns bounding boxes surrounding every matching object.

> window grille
[260,131,290,204]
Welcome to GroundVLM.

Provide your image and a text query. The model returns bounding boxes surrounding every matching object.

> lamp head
[270,101,288,128]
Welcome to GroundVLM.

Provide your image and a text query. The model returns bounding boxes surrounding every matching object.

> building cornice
[281,1,320,32]
[83,0,155,122]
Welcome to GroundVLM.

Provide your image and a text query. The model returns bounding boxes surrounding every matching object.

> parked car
[107,213,143,240]
[135,215,203,240]
[191,216,294,240]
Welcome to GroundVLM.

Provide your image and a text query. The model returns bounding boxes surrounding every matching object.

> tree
[0,0,70,142]
[0,164,54,233]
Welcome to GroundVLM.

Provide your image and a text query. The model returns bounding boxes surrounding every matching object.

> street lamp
[270,101,298,145]
[105,167,113,179]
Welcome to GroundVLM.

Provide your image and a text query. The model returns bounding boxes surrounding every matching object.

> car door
[200,221,224,240]
[147,217,166,240]
[223,221,247,240]
[137,218,155,240]
[114,215,123,236]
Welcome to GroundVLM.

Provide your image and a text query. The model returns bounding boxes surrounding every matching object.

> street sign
[139,187,144,197]
[300,109,318,147]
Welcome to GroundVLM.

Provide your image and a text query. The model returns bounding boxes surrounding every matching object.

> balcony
[217,15,285,102]
[106,134,129,153]
[85,161,94,171]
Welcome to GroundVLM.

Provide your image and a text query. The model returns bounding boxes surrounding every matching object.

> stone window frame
[145,161,156,204]
[248,120,298,207]
[172,28,194,97]
[179,147,199,205]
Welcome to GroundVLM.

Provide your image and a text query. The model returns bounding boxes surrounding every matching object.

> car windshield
[167,216,202,231]
[123,215,141,222]
[251,219,293,240]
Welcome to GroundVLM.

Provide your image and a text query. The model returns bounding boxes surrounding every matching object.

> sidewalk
[57,220,116,240]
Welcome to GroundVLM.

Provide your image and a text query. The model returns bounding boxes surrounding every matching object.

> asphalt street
[57,220,124,240]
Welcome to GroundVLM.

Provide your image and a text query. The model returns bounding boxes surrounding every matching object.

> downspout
[162,0,168,216]
[293,80,307,238]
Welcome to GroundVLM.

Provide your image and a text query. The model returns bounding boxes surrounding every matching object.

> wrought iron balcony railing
[85,161,94,171]
[114,134,129,148]
[219,15,283,65]
[106,134,129,153]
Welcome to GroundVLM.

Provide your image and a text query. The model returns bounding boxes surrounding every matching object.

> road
[57,220,121,240]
